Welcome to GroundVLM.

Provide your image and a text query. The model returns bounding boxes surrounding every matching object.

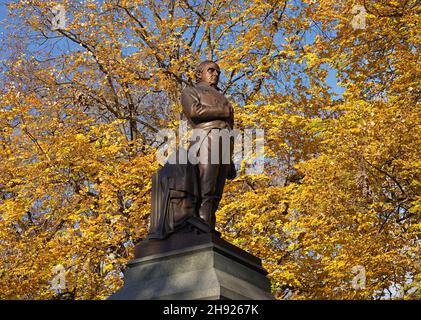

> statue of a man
[181,60,236,229]
[147,60,235,240]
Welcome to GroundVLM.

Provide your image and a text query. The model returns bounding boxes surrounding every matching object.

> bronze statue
[112,61,274,301]
[181,60,236,228]
[147,60,235,240]
[111,63,274,300]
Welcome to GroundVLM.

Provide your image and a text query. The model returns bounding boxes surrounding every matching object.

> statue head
[195,60,221,87]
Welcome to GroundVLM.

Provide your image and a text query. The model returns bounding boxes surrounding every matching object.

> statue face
[199,62,220,86]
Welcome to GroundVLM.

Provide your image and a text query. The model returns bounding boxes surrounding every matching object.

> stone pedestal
[109,218,274,300]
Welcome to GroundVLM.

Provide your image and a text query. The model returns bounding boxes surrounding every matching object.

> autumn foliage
[0,0,419,299]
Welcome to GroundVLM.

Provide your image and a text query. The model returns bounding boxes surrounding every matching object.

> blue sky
[0,1,6,18]
[0,2,7,35]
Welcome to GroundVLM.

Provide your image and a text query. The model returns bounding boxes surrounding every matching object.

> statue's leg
[197,130,230,229]
[198,163,220,228]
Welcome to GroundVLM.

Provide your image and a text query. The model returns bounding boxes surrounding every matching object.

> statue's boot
[198,197,218,229]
